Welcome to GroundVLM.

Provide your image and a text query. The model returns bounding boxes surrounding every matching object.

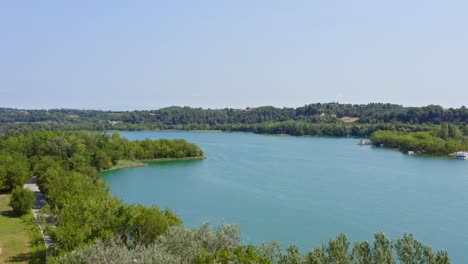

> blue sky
[1,1,467,110]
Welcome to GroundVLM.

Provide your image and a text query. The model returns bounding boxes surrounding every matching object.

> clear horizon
[1,1,467,110]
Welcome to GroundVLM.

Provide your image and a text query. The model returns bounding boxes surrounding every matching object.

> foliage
[370,124,468,155]
[1,103,467,138]
[55,224,267,264]
[0,103,467,126]
[117,204,182,247]
[55,230,451,264]
[8,187,36,216]
[0,151,30,192]
[0,130,203,255]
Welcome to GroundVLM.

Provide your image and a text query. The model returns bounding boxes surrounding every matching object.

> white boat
[455,151,468,160]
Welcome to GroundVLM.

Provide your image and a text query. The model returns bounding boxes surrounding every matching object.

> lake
[101,131,468,262]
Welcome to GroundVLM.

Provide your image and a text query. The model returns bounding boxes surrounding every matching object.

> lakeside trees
[1,103,467,141]
[370,124,468,155]
[56,228,451,264]
[0,130,203,255]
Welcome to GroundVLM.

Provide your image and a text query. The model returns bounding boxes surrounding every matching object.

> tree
[328,233,351,264]
[395,233,431,264]
[434,251,451,264]
[281,244,303,264]
[372,233,395,264]
[463,125,468,137]
[0,152,30,192]
[9,187,36,216]
[305,246,327,264]
[119,205,182,247]
[352,241,372,264]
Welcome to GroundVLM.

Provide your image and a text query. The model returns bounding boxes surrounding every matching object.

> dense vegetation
[371,124,468,155]
[57,227,451,264]
[0,131,203,193]
[8,187,36,216]
[1,103,467,125]
[1,104,467,138]
[0,131,202,257]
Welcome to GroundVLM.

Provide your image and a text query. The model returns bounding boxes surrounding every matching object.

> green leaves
[9,187,36,216]
[118,204,182,247]
[0,152,30,192]
[371,127,468,156]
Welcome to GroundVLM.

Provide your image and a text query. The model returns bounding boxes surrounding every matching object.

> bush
[9,187,36,216]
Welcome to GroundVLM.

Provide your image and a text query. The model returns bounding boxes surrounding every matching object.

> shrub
[9,187,36,216]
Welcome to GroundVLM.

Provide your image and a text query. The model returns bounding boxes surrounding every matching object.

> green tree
[395,233,431,264]
[120,204,182,247]
[463,125,468,137]
[0,152,30,192]
[433,251,451,264]
[9,187,36,216]
[305,246,327,264]
[352,241,372,264]
[281,244,303,264]
[372,233,395,264]
[328,233,351,264]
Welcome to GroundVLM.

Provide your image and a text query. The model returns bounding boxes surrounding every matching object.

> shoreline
[372,145,457,159]
[102,156,206,172]
[111,129,223,133]
[110,129,371,138]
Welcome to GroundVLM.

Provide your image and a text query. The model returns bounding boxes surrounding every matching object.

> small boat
[408,151,415,155]
[358,139,371,145]
[455,151,468,160]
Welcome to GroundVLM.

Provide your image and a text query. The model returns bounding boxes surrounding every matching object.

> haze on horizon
[1,1,467,110]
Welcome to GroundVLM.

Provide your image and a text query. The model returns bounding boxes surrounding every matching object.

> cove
[101,131,468,263]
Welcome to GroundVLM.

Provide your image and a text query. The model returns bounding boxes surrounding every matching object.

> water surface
[102,131,468,262]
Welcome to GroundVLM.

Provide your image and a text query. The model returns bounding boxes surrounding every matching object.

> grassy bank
[103,156,206,171]
[101,160,146,171]
[140,156,206,163]
[0,194,46,264]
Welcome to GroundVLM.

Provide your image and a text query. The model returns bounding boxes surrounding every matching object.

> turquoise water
[101,131,468,262]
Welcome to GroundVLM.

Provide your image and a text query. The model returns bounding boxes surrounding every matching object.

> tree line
[57,226,451,264]
[1,103,467,126]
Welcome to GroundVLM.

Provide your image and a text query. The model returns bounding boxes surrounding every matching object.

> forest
[1,104,467,146]
[1,103,467,128]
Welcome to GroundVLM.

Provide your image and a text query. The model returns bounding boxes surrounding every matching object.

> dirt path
[23,176,54,249]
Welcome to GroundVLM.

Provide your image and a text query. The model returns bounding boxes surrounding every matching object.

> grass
[103,156,206,171]
[102,160,145,171]
[140,156,206,163]
[0,194,46,264]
